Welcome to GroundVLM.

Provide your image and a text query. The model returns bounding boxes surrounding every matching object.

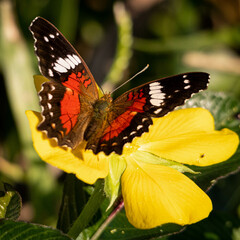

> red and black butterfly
[29,17,210,155]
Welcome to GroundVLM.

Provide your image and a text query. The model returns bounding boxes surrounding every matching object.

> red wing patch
[62,71,92,93]
[126,89,146,112]
[77,70,92,88]
[60,88,80,134]
[127,88,144,101]
[101,111,137,141]
[101,90,146,142]
[37,81,81,139]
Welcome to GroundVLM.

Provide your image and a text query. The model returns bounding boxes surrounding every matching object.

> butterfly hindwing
[38,81,93,148]
[90,72,210,155]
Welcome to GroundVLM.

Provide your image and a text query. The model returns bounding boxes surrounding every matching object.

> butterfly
[29,17,210,156]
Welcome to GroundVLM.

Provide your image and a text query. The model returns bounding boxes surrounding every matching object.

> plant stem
[91,201,124,240]
[67,179,105,239]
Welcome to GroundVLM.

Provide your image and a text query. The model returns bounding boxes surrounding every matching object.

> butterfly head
[93,93,113,115]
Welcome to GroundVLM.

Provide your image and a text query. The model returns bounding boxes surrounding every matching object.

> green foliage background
[0,0,240,239]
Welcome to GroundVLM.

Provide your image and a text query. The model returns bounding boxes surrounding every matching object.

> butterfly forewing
[30,17,99,148]
[29,17,98,100]
[91,72,210,155]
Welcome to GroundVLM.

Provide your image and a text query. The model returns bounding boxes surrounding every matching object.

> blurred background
[0,0,240,231]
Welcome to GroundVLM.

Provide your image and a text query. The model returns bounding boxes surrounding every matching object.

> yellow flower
[26,75,239,229]
[119,108,239,228]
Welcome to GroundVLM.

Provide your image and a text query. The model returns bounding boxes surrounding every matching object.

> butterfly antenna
[110,64,149,95]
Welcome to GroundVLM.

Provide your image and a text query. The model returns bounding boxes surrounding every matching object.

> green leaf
[57,174,89,233]
[0,183,21,220]
[67,179,106,239]
[169,212,240,240]
[0,219,72,240]
[98,209,184,240]
[76,198,114,240]
[77,204,184,240]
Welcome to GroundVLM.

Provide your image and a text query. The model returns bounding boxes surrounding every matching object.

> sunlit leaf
[0,183,21,220]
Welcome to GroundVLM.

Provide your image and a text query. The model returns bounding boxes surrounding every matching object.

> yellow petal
[25,110,109,184]
[121,155,212,229]
[140,108,215,142]
[136,108,239,166]
[33,75,49,92]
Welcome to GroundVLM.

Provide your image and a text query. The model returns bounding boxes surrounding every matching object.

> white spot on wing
[184,85,191,89]
[130,131,136,136]
[67,54,78,65]
[72,54,81,64]
[151,93,165,99]
[56,32,59,36]
[183,75,187,78]
[184,79,190,84]
[48,69,54,77]
[53,63,68,73]
[44,36,49,42]
[149,89,162,95]
[65,58,75,68]
[49,34,55,38]
[150,99,163,106]
[56,58,71,69]
[48,93,53,100]
[47,103,52,109]
[150,85,163,90]
[137,125,143,130]
[49,112,54,117]
[149,82,160,87]
[154,108,162,114]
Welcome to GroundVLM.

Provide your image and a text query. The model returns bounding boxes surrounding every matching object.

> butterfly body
[84,94,112,142]
[30,17,210,155]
